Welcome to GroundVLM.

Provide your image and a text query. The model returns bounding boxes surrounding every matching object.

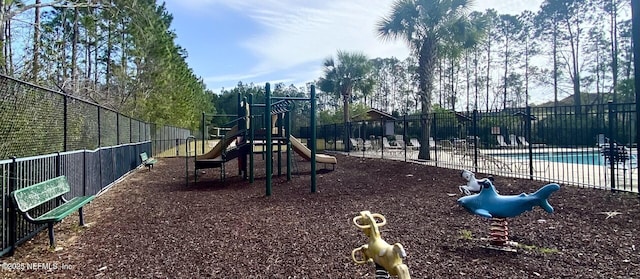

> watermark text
[1,262,74,272]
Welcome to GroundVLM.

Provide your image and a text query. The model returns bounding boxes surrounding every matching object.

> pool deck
[344,147,639,193]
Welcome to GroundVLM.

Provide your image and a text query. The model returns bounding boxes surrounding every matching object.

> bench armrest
[14,206,38,223]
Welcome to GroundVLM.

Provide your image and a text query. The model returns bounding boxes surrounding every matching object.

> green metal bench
[10,176,95,248]
[140,152,157,170]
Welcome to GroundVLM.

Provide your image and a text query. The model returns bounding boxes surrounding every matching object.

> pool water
[494,151,617,166]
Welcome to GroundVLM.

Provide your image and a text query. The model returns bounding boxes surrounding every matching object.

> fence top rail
[5,140,152,163]
[14,153,58,163]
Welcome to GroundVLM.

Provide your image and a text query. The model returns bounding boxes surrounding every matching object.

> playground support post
[263,83,317,196]
[249,94,255,183]
[201,112,206,154]
[241,96,249,179]
[311,85,317,193]
[265,83,273,196]
[285,104,292,181]
[277,113,283,177]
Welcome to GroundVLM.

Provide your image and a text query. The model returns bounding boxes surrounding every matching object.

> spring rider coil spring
[489,218,509,246]
[351,211,411,279]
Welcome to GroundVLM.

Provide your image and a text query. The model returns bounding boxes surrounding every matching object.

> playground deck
[3,154,639,278]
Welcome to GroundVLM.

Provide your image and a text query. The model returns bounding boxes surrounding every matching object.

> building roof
[351,108,397,121]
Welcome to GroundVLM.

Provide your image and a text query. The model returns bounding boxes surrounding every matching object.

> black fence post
[432,113,438,165]
[381,120,385,158]
[116,113,120,145]
[526,106,534,179]
[97,108,101,147]
[472,110,478,172]
[608,101,616,191]
[333,124,337,151]
[176,139,180,157]
[8,156,17,256]
[63,95,68,152]
[56,151,61,177]
[83,150,87,196]
[201,113,206,155]
[56,152,62,203]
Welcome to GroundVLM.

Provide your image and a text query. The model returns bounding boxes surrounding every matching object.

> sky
[163,0,545,97]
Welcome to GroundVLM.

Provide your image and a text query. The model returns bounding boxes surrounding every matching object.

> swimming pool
[493,151,605,166]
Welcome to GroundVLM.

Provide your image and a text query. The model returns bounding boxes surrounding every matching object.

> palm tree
[317,50,372,151]
[377,0,482,159]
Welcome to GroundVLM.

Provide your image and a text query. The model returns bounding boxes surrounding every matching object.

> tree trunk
[32,0,41,81]
[610,0,618,103]
[4,17,10,74]
[465,51,470,112]
[524,38,529,107]
[418,38,437,160]
[71,7,79,92]
[474,49,479,110]
[485,36,491,111]
[503,37,509,109]
[0,0,6,73]
[553,19,559,113]
[343,92,350,151]
[106,9,112,91]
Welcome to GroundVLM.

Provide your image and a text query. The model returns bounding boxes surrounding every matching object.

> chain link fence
[0,74,192,256]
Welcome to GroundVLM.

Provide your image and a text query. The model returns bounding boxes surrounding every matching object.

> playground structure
[352,211,411,279]
[186,96,251,184]
[457,172,560,251]
[185,83,336,196]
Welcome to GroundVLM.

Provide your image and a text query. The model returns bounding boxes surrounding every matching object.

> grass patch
[459,230,473,240]
[518,243,559,254]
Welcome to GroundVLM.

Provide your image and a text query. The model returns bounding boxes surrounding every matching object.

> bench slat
[33,196,95,223]
[140,152,149,161]
[12,176,70,212]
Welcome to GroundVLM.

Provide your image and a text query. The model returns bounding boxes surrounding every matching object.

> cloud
[170,0,544,90]
[239,1,410,74]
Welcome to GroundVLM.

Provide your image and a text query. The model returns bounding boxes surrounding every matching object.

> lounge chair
[383,137,402,151]
[600,144,637,169]
[439,139,455,150]
[429,137,437,148]
[509,134,520,148]
[459,149,512,172]
[517,136,530,147]
[409,138,421,150]
[363,140,373,151]
[496,135,509,148]
[597,134,609,148]
[349,138,360,151]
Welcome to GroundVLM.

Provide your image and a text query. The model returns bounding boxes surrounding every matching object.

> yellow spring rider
[351,211,411,279]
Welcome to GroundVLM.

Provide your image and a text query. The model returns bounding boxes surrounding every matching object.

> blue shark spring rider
[457,170,560,251]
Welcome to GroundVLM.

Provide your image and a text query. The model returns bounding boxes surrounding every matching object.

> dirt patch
[2,153,639,278]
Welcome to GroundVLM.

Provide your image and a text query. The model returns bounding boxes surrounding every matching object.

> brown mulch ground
[2,153,639,278]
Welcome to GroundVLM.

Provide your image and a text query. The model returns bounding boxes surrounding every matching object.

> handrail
[185,136,196,187]
[222,116,248,127]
